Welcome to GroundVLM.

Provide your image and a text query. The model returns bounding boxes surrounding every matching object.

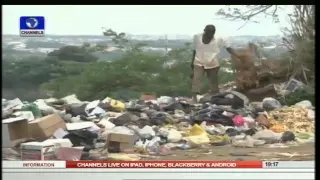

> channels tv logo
[20,16,45,37]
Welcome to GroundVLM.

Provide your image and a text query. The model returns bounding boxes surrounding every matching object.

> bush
[278,87,315,106]
[4,44,235,101]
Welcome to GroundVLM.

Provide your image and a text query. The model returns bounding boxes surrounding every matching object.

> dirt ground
[157,143,315,161]
[3,143,314,161]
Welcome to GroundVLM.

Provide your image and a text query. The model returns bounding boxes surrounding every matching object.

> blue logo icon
[20,16,45,37]
[26,18,39,29]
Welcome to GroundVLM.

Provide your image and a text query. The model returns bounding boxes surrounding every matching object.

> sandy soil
[3,143,314,161]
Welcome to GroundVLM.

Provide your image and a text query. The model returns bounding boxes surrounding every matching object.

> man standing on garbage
[191,24,230,103]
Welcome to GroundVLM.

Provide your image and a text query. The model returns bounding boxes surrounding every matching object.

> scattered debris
[2,92,314,160]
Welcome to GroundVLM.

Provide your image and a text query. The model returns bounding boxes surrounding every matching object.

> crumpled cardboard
[28,114,66,139]
[2,118,30,147]
[107,132,137,152]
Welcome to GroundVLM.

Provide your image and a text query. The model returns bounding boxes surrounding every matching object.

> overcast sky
[3,5,293,36]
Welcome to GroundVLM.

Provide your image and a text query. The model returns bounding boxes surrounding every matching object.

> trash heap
[2,91,315,161]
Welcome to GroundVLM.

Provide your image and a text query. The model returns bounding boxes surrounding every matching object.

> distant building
[104,46,121,52]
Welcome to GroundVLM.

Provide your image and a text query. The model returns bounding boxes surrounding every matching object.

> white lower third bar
[262,161,315,169]
[3,161,65,168]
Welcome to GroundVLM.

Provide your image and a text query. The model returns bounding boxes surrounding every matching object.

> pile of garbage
[2,91,315,161]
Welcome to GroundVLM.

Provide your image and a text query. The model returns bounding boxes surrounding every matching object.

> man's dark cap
[204,25,216,33]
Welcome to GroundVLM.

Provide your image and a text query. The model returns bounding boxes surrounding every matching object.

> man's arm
[191,35,197,69]
[219,37,230,48]
[219,37,237,56]
[191,50,196,69]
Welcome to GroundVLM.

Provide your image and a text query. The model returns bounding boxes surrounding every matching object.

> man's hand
[226,47,235,55]
[190,73,194,79]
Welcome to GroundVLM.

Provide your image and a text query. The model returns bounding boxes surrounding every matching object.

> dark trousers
[191,65,220,94]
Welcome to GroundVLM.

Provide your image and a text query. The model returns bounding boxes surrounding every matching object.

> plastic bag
[294,100,313,109]
[186,134,210,148]
[34,99,57,115]
[157,96,174,104]
[167,129,182,143]
[102,97,125,112]
[21,103,42,118]
[232,115,245,127]
[252,129,282,142]
[61,94,82,104]
[139,125,155,138]
[185,124,206,136]
[262,97,282,111]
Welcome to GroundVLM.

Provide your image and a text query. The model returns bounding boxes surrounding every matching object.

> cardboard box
[140,93,156,101]
[43,139,73,149]
[56,146,84,160]
[107,133,136,153]
[28,114,66,139]
[2,118,30,148]
[20,141,56,160]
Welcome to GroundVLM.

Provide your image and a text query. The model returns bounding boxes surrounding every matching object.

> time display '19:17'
[265,161,279,167]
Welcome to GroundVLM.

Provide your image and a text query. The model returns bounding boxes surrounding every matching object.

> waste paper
[2,91,314,160]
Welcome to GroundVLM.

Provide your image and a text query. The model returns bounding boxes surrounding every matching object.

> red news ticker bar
[66,160,262,168]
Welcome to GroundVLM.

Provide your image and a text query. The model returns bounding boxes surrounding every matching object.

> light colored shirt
[193,33,229,69]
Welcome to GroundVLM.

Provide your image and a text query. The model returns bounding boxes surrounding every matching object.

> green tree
[47,45,99,62]
[216,5,315,84]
